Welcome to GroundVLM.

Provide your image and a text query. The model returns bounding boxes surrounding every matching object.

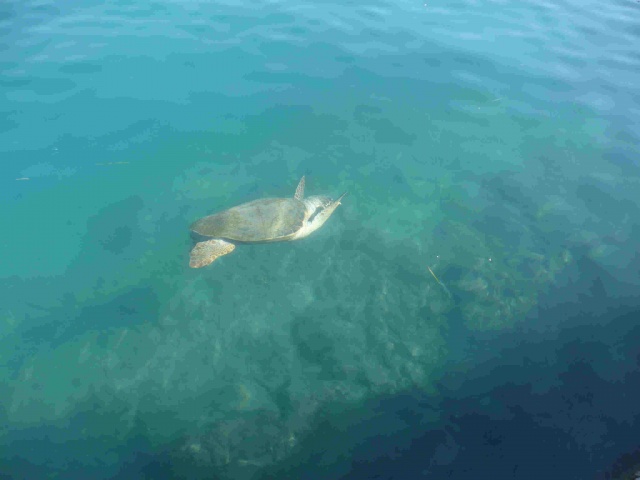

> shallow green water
[1,0,640,478]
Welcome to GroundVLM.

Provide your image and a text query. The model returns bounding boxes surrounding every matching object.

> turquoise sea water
[1,0,640,478]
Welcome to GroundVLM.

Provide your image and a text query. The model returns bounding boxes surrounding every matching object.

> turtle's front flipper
[189,239,235,268]
[294,176,305,200]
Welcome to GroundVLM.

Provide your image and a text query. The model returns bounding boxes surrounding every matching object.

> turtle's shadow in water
[3,195,163,366]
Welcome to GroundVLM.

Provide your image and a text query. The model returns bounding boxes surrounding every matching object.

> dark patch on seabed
[1,286,161,381]
[253,325,640,477]
[94,248,640,480]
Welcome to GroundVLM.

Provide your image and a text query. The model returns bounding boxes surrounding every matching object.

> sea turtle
[189,176,346,268]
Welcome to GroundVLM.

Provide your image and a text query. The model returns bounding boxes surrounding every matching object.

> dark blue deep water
[1,0,640,479]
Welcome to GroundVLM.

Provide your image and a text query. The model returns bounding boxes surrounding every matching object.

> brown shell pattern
[190,198,306,242]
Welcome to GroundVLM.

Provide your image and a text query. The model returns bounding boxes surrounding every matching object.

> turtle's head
[296,193,347,239]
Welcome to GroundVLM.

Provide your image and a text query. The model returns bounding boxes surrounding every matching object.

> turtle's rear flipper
[189,239,235,268]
